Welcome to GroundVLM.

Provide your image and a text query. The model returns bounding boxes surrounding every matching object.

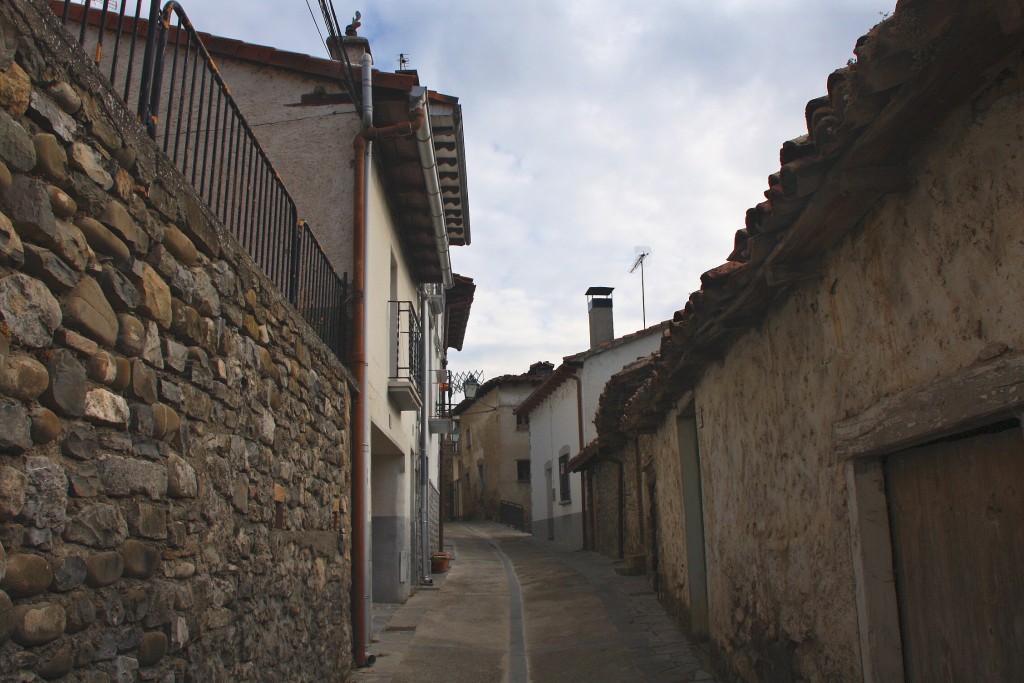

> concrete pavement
[353,522,718,683]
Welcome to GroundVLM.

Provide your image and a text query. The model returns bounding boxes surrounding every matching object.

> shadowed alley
[356,522,717,683]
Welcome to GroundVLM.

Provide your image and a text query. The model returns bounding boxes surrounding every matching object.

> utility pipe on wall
[568,371,586,548]
[351,54,426,666]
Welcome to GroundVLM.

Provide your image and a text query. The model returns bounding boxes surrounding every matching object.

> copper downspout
[351,107,426,668]
[568,371,586,548]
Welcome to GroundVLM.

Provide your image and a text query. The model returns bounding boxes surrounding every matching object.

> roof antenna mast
[629,246,652,328]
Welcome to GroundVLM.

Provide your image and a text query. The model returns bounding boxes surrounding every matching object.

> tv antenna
[629,246,652,328]
[398,53,411,70]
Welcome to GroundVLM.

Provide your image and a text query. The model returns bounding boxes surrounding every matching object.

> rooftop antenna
[398,53,411,70]
[629,246,652,328]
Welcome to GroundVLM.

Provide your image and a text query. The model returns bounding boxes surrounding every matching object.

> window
[558,450,570,502]
[465,428,472,449]
[516,413,529,431]
[517,460,531,482]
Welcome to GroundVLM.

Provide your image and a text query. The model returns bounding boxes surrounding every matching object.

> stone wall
[0,2,353,681]
[644,59,1024,683]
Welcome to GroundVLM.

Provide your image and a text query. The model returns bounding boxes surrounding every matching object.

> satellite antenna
[629,246,652,328]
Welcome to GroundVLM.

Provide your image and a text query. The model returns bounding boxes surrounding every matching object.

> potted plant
[430,551,451,573]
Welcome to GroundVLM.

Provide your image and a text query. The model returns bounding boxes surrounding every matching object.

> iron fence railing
[53,0,352,363]
[389,301,423,395]
[499,501,525,532]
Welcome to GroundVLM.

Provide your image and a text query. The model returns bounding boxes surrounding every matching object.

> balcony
[388,301,423,411]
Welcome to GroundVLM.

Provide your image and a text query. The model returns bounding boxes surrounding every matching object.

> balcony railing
[388,301,422,411]
[53,0,352,363]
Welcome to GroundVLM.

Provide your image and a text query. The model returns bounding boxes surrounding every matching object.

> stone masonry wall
[0,2,353,681]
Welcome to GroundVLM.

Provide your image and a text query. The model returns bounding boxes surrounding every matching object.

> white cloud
[183,0,894,380]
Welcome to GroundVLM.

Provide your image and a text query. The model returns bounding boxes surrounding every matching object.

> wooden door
[886,423,1024,682]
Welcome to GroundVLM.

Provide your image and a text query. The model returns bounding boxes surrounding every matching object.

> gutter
[351,54,426,668]
[410,86,454,289]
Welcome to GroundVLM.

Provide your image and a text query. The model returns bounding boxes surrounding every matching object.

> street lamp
[463,376,480,400]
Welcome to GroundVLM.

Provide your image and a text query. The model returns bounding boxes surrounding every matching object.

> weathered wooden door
[886,423,1024,682]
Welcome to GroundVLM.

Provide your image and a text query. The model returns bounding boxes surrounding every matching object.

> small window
[517,460,531,482]
[516,413,529,431]
[465,428,472,449]
[558,452,570,502]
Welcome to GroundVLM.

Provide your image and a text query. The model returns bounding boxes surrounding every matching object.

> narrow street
[355,522,717,683]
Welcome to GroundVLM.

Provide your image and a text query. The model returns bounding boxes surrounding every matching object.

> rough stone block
[47,82,81,115]
[121,539,161,578]
[100,266,139,312]
[36,644,74,680]
[130,358,158,404]
[0,354,49,401]
[130,502,166,541]
[0,590,11,645]
[0,210,24,267]
[62,422,98,460]
[138,631,168,667]
[55,327,98,355]
[51,554,86,591]
[28,90,77,142]
[84,388,130,426]
[0,553,52,598]
[0,272,61,347]
[69,142,112,190]
[12,603,65,646]
[180,193,220,258]
[23,243,80,292]
[18,456,68,534]
[87,350,119,385]
[133,262,172,329]
[84,550,123,588]
[141,320,164,369]
[63,504,128,548]
[42,348,86,417]
[99,199,147,254]
[0,465,26,521]
[0,61,30,115]
[48,185,77,218]
[63,276,119,347]
[0,108,35,172]
[116,313,145,357]
[69,461,100,497]
[123,587,151,623]
[96,456,167,500]
[30,406,61,444]
[75,216,129,264]
[64,591,96,633]
[165,455,197,501]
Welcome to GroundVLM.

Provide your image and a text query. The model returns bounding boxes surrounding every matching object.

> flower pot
[430,553,451,574]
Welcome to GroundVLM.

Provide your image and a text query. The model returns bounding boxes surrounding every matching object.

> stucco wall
[0,3,353,680]
[528,380,582,545]
[648,78,1024,681]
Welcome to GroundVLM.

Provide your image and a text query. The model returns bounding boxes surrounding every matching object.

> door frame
[834,351,1024,683]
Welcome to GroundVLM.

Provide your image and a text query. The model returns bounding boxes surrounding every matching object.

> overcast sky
[182,0,892,384]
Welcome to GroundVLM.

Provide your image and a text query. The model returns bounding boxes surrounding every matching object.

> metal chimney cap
[585,286,613,297]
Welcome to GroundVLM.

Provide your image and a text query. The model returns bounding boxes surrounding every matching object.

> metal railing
[499,501,525,532]
[389,301,423,395]
[54,0,352,363]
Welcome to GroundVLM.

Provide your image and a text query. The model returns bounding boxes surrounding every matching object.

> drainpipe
[568,370,586,549]
[420,286,432,585]
[410,87,454,289]
[351,55,426,667]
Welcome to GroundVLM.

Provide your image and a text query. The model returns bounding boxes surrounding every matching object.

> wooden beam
[833,350,1024,462]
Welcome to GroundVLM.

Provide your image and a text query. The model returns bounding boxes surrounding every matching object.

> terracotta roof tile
[625,0,1024,429]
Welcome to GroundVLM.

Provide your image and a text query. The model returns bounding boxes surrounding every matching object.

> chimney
[326,35,371,65]
[585,287,614,349]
